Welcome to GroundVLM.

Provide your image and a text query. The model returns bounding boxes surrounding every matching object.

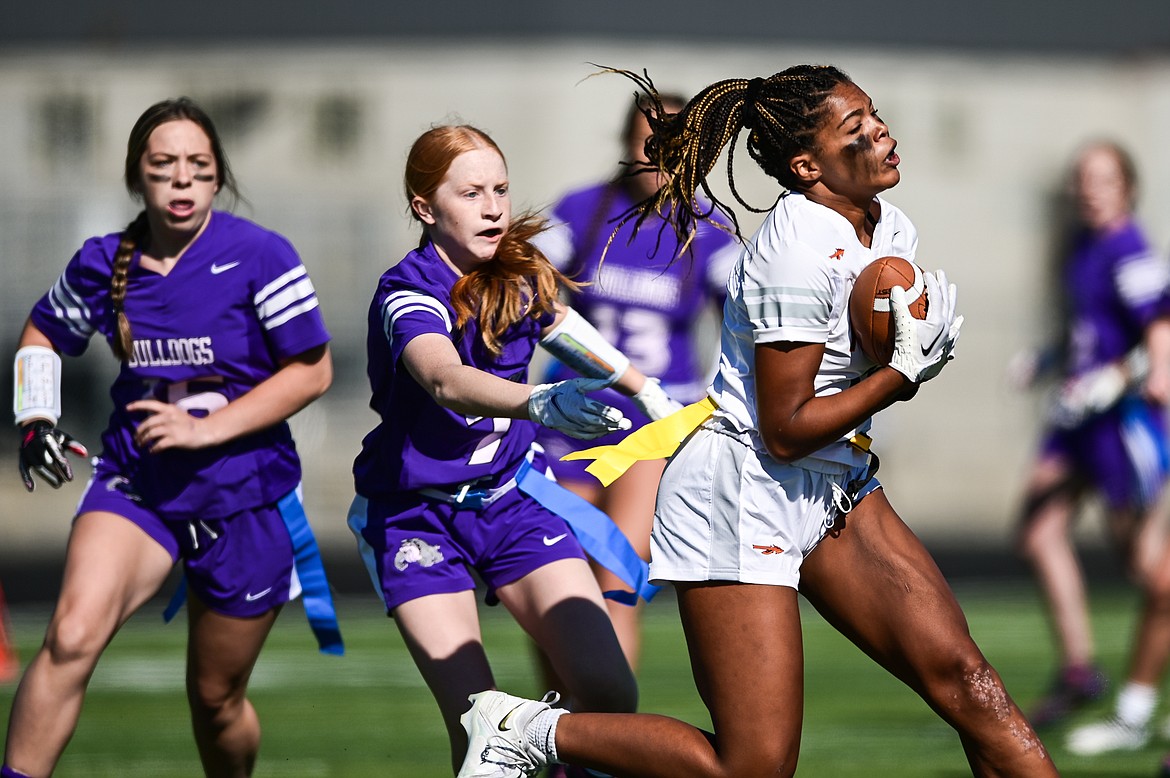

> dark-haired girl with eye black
[4,97,340,778]
[457,65,1058,778]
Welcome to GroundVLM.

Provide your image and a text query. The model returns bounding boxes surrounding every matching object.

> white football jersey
[709,191,919,469]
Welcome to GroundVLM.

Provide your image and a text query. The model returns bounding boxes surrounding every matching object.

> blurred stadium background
[3,2,1170,590]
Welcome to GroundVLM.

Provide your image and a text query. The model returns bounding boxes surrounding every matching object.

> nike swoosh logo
[920,329,944,356]
[498,703,526,732]
[543,533,568,546]
[244,587,273,602]
[210,261,240,275]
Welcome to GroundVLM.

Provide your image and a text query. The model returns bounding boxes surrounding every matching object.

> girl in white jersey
[456,65,1058,778]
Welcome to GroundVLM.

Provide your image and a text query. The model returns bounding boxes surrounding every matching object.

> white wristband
[14,345,62,426]
[539,307,630,385]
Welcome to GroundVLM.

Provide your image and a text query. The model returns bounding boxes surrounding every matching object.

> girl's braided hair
[600,65,853,256]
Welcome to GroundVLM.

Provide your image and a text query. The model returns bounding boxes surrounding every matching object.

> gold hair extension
[599,65,851,262]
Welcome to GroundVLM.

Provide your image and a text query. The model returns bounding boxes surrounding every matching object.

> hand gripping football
[849,256,928,364]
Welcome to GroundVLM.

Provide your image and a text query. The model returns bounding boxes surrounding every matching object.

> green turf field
[0,582,1162,776]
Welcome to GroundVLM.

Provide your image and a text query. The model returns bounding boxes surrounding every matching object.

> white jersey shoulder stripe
[47,274,95,339]
[1116,251,1170,307]
[383,291,452,332]
[264,297,321,330]
[254,265,309,306]
[743,285,829,327]
[382,292,452,350]
[257,277,318,324]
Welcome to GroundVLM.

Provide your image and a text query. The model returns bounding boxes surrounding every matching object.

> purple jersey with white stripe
[536,182,738,401]
[353,241,556,498]
[1064,220,1170,375]
[30,211,329,520]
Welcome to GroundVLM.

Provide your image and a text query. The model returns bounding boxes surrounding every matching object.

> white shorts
[650,423,881,589]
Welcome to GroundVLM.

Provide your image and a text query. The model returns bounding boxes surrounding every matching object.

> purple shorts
[348,475,587,613]
[76,463,299,618]
[1041,396,1169,510]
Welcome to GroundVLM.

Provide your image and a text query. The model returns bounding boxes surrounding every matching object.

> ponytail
[601,65,852,254]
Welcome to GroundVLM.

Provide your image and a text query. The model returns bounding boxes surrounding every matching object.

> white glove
[528,377,632,440]
[631,378,684,421]
[889,270,964,384]
[1047,363,1128,429]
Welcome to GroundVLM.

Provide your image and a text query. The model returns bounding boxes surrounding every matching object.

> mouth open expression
[138,119,219,240]
[415,146,512,275]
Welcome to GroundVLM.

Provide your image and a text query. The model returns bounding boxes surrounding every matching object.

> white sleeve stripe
[382,298,453,351]
[263,297,320,330]
[55,274,91,318]
[383,292,452,332]
[47,276,94,338]
[1117,253,1170,306]
[744,280,830,321]
[254,265,309,305]
[256,278,318,320]
[384,303,453,341]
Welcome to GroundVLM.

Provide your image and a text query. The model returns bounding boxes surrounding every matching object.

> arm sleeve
[741,238,835,346]
[1113,247,1170,328]
[252,232,331,360]
[378,288,454,366]
[28,240,112,357]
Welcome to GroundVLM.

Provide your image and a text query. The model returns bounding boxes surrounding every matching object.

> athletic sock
[1116,682,1158,728]
[527,707,569,762]
[1,765,33,778]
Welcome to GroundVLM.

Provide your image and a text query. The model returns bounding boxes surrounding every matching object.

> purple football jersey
[1064,220,1170,374]
[536,181,739,401]
[353,241,556,498]
[30,211,330,520]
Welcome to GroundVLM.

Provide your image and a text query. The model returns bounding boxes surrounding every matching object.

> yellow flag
[562,397,718,486]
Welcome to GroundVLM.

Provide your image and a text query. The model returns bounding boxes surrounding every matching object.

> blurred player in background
[1010,141,1170,747]
[4,97,341,778]
[532,92,739,675]
[347,124,680,774]
[457,65,1057,778]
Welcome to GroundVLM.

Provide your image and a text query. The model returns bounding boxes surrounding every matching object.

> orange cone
[0,581,18,683]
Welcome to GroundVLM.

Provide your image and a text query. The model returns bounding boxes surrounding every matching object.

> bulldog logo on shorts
[105,474,143,502]
[395,538,443,571]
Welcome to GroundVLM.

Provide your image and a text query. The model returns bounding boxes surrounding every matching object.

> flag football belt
[163,489,345,656]
[564,396,874,485]
[565,395,878,529]
[419,452,658,605]
[418,470,522,510]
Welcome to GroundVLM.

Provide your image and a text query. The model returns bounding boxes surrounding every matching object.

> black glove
[18,420,88,491]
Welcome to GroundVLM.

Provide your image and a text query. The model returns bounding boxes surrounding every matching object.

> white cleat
[1067,716,1149,756]
[457,690,559,778]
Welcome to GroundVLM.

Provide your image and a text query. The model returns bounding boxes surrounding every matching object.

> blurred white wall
[3,40,1170,552]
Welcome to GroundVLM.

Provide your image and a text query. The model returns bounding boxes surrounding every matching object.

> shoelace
[481,691,563,776]
[481,738,542,777]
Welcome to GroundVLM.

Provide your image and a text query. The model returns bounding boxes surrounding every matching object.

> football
[849,256,928,364]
